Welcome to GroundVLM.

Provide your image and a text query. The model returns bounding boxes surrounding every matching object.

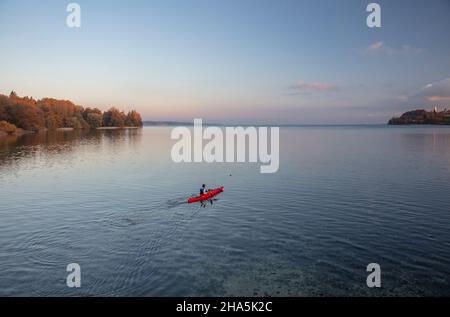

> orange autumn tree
[0,120,17,133]
[125,110,143,127]
[0,92,143,131]
[102,107,127,127]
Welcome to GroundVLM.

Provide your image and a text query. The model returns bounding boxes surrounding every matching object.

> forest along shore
[0,91,143,136]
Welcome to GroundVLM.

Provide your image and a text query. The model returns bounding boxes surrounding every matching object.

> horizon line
[143,120,391,127]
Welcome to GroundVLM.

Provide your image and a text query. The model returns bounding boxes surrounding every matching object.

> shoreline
[55,127,141,131]
[96,126,141,130]
[0,126,142,137]
[0,128,34,137]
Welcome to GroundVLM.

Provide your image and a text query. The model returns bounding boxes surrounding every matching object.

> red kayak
[188,187,224,203]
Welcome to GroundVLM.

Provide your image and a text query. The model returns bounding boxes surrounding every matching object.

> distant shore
[389,109,450,125]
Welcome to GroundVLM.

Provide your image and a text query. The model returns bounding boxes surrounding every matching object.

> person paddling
[199,184,213,207]
[200,184,207,195]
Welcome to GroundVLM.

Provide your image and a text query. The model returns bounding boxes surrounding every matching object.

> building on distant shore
[388,107,450,125]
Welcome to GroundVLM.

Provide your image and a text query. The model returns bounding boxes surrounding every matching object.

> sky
[0,0,449,124]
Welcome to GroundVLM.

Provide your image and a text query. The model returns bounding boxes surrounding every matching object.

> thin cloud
[289,80,338,94]
[392,78,450,106]
[414,78,450,104]
[361,41,422,56]
[426,96,450,102]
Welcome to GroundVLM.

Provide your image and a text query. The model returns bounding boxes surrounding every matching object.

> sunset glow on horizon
[1,0,450,124]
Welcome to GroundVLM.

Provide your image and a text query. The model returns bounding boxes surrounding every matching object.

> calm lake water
[1,126,450,296]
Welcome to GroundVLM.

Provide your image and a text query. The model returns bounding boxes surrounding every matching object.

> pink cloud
[398,78,450,105]
[366,41,384,53]
[426,96,450,102]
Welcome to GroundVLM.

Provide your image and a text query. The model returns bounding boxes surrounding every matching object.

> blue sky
[1,0,449,123]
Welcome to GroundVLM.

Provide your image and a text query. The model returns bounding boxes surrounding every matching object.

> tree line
[0,91,143,132]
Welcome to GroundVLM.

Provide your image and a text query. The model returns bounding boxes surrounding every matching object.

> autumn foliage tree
[125,110,143,127]
[0,92,143,131]
[0,95,11,122]
[7,101,45,131]
[83,107,103,128]
[102,107,127,127]
[0,120,17,133]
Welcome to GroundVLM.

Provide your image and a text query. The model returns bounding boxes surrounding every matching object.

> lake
[1,126,450,296]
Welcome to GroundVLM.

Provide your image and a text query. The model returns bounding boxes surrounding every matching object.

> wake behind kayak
[188,187,224,204]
